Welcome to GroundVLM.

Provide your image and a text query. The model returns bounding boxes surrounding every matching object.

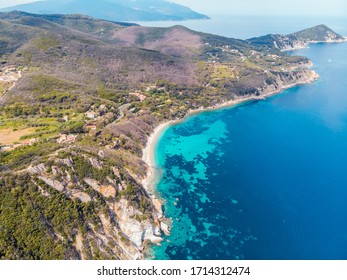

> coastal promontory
[248,24,346,51]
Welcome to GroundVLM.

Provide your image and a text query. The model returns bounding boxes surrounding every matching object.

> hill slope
[0,0,209,21]
[248,24,346,51]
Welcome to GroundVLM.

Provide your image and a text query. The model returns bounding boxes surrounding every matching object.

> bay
[151,27,347,259]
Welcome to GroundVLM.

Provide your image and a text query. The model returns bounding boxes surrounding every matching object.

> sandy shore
[141,70,319,204]
[142,121,174,193]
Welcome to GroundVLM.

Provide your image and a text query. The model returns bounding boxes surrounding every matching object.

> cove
[152,42,347,260]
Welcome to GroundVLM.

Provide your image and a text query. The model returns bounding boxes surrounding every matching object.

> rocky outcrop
[38,176,65,192]
[113,198,164,252]
[71,191,91,203]
[160,221,170,236]
[272,34,308,51]
[84,178,116,198]
[88,157,103,170]
[27,163,46,174]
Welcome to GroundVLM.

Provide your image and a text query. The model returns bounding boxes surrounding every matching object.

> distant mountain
[0,0,209,21]
[248,24,346,51]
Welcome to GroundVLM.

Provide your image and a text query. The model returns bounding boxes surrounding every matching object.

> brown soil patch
[99,185,116,198]
[0,128,34,145]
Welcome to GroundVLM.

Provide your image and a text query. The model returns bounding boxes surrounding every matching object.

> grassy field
[211,65,237,79]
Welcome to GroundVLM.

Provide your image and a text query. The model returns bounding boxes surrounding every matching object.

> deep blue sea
[149,16,347,260]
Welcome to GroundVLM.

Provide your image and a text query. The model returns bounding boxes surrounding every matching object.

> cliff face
[272,34,308,51]
[258,68,319,96]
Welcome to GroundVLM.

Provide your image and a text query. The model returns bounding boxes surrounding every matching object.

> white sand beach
[142,121,174,193]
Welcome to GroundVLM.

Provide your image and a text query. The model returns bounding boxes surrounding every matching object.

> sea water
[135,15,347,40]
[152,37,347,259]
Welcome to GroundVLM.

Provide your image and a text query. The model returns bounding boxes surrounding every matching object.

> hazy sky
[172,0,347,16]
[0,0,346,16]
[0,0,36,9]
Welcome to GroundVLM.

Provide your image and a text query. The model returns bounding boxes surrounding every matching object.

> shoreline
[281,38,347,51]
[142,121,174,194]
[141,69,319,218]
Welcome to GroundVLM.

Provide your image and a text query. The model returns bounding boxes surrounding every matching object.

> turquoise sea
[149,16,347,260]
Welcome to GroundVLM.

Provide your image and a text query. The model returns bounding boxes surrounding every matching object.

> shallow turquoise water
[152,41,347,260]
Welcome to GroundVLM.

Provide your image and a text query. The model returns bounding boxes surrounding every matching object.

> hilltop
[0,0,209,21]
[248,24,346,51]
[0,11,339,260]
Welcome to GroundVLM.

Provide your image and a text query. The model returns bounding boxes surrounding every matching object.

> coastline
[281,38,347,51]
[142,121,174,194]
[141,69,319,220]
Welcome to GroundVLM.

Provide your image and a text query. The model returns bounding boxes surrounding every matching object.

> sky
[171,0,347,16]
[0,0,346,16]
[0,0,35,9]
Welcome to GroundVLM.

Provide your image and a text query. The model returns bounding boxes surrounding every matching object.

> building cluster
[83,104,116,134]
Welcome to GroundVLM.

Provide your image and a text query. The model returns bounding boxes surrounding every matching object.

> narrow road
[115,103,130,122]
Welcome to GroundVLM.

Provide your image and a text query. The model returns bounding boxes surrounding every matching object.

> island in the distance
[0,0,209,21]
[0,11,345,260]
